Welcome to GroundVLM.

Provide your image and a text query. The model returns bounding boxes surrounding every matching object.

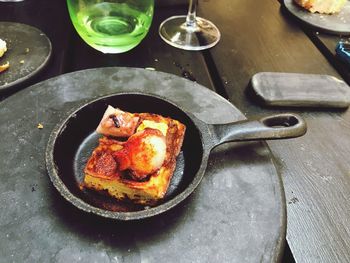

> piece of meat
[113,128,167,180]
[94,152,117,177]
[96,105,139,137]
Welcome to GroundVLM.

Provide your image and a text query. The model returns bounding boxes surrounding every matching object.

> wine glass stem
[186,0,198,28]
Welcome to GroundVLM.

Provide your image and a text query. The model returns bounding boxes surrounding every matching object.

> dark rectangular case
[251,72,350,108]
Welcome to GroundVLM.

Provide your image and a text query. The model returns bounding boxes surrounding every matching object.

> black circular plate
[0,22,52,91]
[283,0,350,35]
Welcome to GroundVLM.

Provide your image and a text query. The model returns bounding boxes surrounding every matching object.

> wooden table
[1,0,350,262]
[200,1,350,262]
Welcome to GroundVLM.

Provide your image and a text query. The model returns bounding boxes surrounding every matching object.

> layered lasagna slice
[83,106,186,205]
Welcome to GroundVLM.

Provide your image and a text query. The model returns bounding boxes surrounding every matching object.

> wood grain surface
[269,111,350,262]
[199,0,350,262]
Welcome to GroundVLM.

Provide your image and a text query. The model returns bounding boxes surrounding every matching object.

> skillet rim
[45,91,212,220]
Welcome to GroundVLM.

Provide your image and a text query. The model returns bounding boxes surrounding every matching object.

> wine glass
[159,0,220,51]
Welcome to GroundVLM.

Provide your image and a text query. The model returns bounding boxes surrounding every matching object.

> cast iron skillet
[46,92,307,220]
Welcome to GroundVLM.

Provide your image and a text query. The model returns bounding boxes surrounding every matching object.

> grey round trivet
[0,68,285,263]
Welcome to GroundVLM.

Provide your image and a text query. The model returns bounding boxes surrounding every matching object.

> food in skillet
[0,38,7,57]
[83,106,186,205]
[0,38,9,73]
[293,0,347,14]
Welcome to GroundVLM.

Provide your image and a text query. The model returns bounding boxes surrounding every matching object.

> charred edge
[109,114,120,128]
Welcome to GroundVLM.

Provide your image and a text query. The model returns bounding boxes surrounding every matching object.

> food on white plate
[293,0,347,14]
[0,38,9,73]
[0,38,7,58]
[83,106,186,205]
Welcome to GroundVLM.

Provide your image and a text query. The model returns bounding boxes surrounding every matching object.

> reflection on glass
[159,0,220,51]
[67,0,154,53]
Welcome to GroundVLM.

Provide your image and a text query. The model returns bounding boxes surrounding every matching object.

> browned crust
[293,0,347,14]
[83,112,186,205]
[294,0,314,9]
[0,61,9,73]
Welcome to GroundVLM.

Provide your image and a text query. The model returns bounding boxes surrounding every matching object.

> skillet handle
[212,113,307,146]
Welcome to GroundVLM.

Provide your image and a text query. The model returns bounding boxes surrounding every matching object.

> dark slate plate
[0,68,285,263]
[283,0,350,35]
[0,22,52,92]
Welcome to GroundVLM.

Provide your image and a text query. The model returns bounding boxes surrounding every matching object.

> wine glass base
[159,15,221,51]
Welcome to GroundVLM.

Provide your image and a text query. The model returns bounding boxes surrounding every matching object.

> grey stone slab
[0,67,285,263]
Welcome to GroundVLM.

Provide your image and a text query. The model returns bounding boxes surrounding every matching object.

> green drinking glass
[67,0,154,53]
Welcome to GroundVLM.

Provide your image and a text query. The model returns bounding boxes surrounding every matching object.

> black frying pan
[46,92,306,220]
